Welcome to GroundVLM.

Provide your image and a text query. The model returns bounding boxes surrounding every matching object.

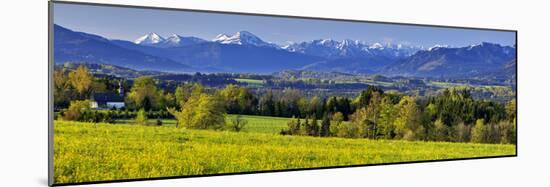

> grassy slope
[54,120,515,184]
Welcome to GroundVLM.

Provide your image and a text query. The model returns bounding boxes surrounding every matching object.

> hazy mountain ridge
[53,25,192,72]
[114,39,324,73]
[382,42,516,78]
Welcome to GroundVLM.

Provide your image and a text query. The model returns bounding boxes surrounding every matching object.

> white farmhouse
[90,82,125,109]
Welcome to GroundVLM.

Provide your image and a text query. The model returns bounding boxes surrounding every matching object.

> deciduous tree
[471,119,487,143]
[394,96,421,140]
[127,76,160,110]
[168,84,226,130]
[68,65,93,99]
[330,112,344,136]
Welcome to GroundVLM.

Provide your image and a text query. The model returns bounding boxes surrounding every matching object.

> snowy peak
[165,34,183,43]
[214,34,231,42]
[467,42,504,51]
[135,33,207,48]
[314,39,339,46]
[161,34,185,47]
[161,34,206,48]
[369,43,384,49]
[134,32,165,46]
[339,39,361,46]
[428,44,451,51]
[213,31,276,48]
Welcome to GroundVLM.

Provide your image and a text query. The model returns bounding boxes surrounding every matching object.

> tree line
[55,65,516,144]
[279,89,516,144]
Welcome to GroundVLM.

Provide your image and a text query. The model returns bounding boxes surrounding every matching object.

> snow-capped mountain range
[283,39,423,59]
[132,31,423,59]
[54,24,516,77]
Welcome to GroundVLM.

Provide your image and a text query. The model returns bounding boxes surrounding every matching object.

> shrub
[156,118,163,126]
[403,130,416,141]
[280,117,301,135]
[337,121,358,138]
[63,100,92,121]
[135,109,148,125]
[229,115,248,132]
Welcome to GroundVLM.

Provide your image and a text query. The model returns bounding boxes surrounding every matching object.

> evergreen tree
[320,114,331,137]
[259,90,275,116]
[355,86,383,109]
[308,115,320,136]
[302,118,310,136]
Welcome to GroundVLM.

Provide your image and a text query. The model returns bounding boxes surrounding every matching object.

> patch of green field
[54,120,515,184]
[333,79,394,87]
[425,81,514,91]
[234,78,265,88]
[226,114,290,134]
[116,119,177,126]
[235,78,264,84]
[428,81,470,88]
[115,115,289,134]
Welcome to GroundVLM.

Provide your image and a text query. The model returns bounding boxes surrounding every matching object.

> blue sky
[54,3,515,47]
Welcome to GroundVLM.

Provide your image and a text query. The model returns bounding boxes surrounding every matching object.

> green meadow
[116,115,291,134]
[53,118,515,184]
